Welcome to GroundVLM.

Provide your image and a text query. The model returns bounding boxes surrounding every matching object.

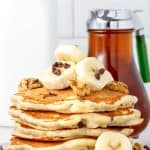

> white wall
[0,0,57,126]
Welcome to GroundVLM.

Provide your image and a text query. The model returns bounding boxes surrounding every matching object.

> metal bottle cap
[87,9,134,30]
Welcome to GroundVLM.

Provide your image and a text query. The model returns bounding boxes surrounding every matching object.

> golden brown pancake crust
[10,106,133,119]
[19,124,133,131]
[16,88,124,104]
[13,123,133,141]
[10,137,96,148]
[10,137,65,147]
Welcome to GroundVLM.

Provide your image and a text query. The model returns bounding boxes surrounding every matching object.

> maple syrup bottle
[87,10,150,136]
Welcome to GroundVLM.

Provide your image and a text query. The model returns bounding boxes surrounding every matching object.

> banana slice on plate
[40,61,76,89]
[76,57,114,91]
[95,132,133,150]
[55,45,85,63]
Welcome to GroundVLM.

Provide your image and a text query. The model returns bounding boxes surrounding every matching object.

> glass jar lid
[87,9,134,30]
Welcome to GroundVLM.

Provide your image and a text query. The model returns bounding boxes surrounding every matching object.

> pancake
[11,88,137,113]
[8,137,95,150]
[13,123,133,141]
[9,107,143,130]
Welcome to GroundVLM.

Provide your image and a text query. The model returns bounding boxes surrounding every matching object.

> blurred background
[0,0,150,143]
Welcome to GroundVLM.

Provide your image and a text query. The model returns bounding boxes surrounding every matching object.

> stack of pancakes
[9,82,143,150]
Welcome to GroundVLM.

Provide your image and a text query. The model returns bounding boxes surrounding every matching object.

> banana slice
[40,61,76,89]
[95,132,133,150]
[55,45,85,63]
[76,57,114,91]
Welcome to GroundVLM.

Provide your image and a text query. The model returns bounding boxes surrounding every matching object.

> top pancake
[11,88,137,113]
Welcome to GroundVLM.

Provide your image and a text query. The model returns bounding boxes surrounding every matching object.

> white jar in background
[0,0,56,126]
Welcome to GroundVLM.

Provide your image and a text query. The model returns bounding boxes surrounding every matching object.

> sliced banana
[55,45,85,63]
[95,132,133,150]
[76,57,114,91]
[40,61,76,89]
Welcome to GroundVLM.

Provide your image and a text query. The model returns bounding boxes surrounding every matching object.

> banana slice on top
[55,45,85,63]
[40,61,76,89]
[76,57,114,91]
[95,132,133,150]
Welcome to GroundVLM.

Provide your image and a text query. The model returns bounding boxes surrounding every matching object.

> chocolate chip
[95,72,100,80]
[53,62,64,68]
[43,93,57,99]
[64,63,71,69]
[144,145,150,150]
[53,69,61,76]
[52,64,61,76]
[98,68,105,75]
[120,104,123,107]
[111,116,114,122]
[94,68,105,80]
[78,121,86,128]
[52,67,57,72]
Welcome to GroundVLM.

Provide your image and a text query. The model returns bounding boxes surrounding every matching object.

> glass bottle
[87,10,150,136]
